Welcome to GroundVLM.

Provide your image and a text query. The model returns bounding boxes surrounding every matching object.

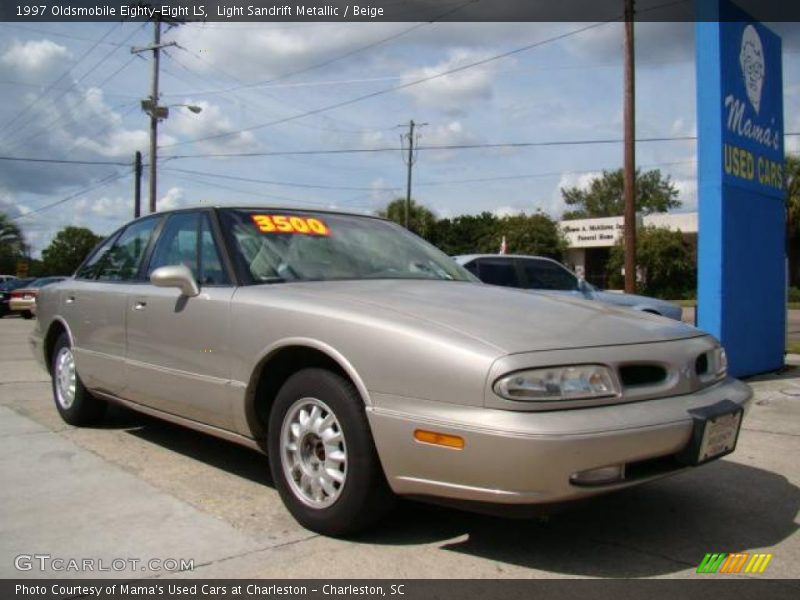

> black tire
[22,310,33,320]
[268,368,396,537]
[51,332,106,426]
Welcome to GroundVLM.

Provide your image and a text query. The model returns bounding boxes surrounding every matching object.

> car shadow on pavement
[98,405,798,578]
[357,461,800,578]
[105,404,274,487]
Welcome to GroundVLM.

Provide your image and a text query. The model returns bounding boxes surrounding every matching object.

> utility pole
[400,119,427,230]
[132,19,176,214]
[623,0,637,293]
[133,151,143,218]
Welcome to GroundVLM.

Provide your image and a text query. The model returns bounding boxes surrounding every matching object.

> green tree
[0,212,26,274]
[561,168,681,219]
[786,154,800,286]
[607,225,695,299]
[41,226,103,276]
[378,198,437,239]
[496,212,566,258]
[430,212,499,255]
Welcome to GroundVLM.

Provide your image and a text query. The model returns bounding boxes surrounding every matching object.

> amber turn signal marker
[413,429,465,449]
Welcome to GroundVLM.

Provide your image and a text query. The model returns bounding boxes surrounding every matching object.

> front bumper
[367,377,752,505]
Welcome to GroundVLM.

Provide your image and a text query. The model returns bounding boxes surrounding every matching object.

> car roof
[453,254,563,265]
[122,205,387,226]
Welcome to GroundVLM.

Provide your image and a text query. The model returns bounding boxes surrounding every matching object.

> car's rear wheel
[268,368,395,537]
[51,332,106,426]
[22,310,33,320]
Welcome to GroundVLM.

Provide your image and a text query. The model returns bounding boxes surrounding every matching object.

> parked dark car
[455,254,683,320]
[9,277,67,319]
[0,278,35,317]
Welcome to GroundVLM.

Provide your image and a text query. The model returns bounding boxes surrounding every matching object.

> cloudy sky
[0,19,798,255]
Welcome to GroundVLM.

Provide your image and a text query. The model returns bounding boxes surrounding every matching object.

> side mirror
[150,265,200,297]
[578,278,590,293]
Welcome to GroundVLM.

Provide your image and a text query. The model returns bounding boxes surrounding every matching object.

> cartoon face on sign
[739,24,765,114]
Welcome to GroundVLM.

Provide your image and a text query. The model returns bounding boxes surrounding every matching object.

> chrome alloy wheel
[280,397,348,509]
[54,346,77,410]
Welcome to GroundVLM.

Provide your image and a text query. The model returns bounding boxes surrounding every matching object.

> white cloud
[158,187,186,211]
[673,178,698,212]
[493,205,522,218]
[420,121,481,162]
[399,49,503,113]
[550,171,599,216]
[1,39,70,79]
[164,99,257,154]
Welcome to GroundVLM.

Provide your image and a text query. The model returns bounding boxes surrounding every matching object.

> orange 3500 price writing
[251,215,330,236]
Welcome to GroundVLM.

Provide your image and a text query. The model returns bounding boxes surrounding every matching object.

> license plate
[697,410,742,462]
[677,399,743,466]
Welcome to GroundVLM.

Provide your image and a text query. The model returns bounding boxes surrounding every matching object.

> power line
[11,171,130,221]
[0,23,120,138]
[163,134,700,160]
[6,133,796,168]
[162,167,400,192]
[162,0,480,100]
[0,155,131,166]
[165,171,378,210]
[0,23,133,48]
[415,160,697,187]
[160,20,614,150]
[3,26,143,150]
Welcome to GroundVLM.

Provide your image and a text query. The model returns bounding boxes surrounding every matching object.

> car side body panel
[124,284,237,431]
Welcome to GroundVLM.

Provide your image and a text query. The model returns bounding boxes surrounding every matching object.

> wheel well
[44,320,68,375]
[247,346,352,440]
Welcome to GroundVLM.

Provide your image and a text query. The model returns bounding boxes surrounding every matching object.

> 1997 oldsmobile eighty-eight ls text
[30,207,751,536]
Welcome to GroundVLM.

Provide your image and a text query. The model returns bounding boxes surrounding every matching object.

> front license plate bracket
[676,399,743,466]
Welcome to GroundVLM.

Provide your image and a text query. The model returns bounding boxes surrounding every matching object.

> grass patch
[787,340,800,355]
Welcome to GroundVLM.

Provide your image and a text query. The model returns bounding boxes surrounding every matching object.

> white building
[560,212,698,287]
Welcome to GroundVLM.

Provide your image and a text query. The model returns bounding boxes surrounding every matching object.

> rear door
[124,210,237,430]
[68,216,162,396]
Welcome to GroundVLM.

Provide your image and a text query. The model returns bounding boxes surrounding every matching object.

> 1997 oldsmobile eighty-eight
[30,207,751,536]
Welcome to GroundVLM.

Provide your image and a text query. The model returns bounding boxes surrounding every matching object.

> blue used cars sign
[720,12,784,198]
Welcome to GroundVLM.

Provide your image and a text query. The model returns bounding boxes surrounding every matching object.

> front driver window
[148,212,229,285]
[521,259,578,291]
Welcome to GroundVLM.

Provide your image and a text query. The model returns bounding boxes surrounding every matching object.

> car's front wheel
[51,332,106,426]
[268,368,395,536]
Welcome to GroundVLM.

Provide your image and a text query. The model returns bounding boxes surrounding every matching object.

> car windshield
[220,209,475,284]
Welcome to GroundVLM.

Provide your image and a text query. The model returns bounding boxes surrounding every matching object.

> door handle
[65,296,75,304]
[134,301,147,311]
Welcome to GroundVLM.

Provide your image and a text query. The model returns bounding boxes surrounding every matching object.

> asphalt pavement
[1,316,799,581]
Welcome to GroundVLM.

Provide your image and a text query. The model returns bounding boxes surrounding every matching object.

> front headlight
[494,365,619,402]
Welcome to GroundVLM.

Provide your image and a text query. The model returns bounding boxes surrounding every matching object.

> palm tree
[0,212,25,274]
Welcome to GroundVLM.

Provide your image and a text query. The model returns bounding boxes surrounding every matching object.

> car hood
[591,289,675,308]
[285,279,702,354]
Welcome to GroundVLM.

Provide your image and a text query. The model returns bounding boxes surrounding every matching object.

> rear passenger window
[477,259,519,287]
[96,217,160,282]
[75,232,119,280]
